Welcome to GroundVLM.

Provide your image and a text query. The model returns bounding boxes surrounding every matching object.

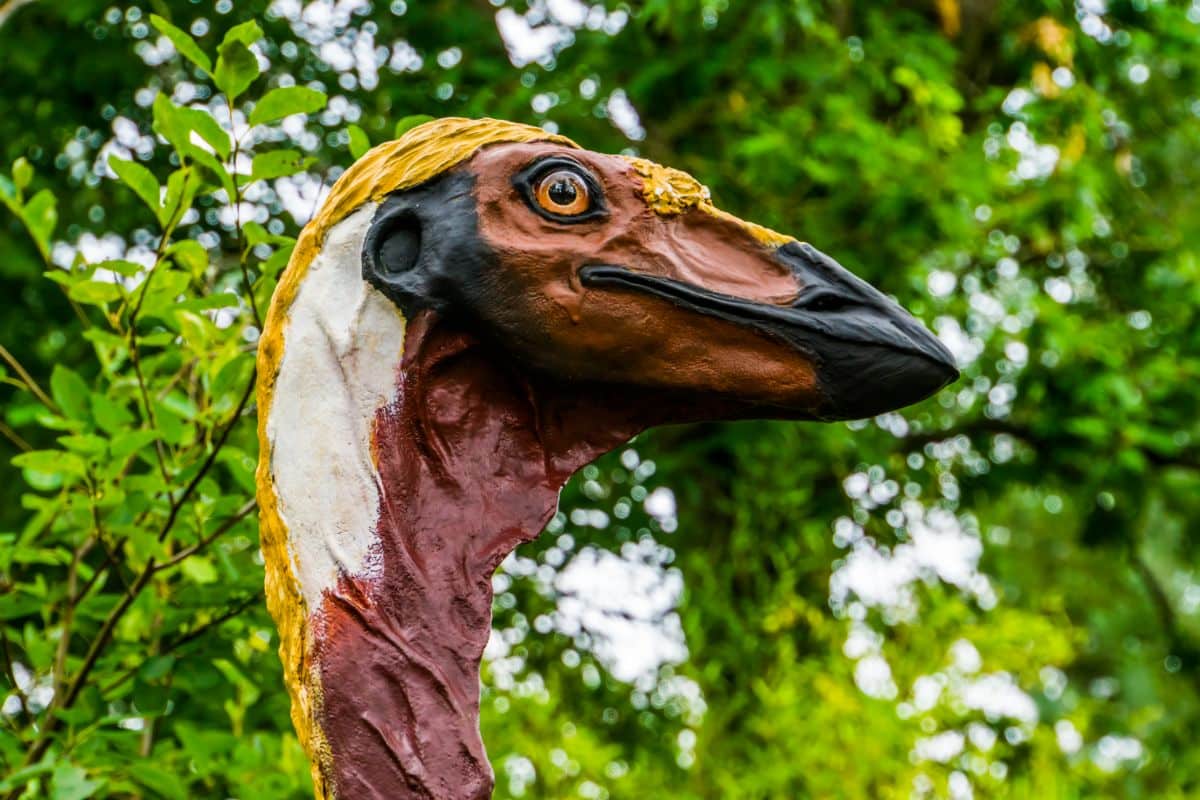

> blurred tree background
[1,0,1198,797]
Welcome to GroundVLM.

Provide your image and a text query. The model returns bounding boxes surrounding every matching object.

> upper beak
[579,241,958,420]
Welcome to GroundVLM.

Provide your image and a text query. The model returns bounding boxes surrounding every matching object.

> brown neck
[310,311,649,799]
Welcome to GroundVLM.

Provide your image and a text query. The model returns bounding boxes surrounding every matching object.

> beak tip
[929,342,960,386]
[818,342,959,421]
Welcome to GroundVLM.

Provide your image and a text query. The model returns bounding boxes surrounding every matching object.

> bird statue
[256,117,957,800]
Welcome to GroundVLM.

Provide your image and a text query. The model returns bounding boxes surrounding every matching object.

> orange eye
[534,170,590,216]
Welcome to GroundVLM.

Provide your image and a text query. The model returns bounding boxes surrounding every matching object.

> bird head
[352,120,956,420]
[257,118,959,796]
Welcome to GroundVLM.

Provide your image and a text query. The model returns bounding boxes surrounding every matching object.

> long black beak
[579,241,958,420]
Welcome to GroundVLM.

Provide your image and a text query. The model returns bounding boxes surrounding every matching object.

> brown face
[363,140,958,420]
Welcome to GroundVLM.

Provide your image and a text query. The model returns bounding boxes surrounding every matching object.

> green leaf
[181,556,218,584]
[168,239,209,279]
[149,14,212,74]
[50,365,90,420]
[176,309,212,350]
[152,94,190,155]
[152,398,186,445]
[176,293,241,312]
[81,328,125,351]
[0,174,16,211]
[250,149,313,182]
[188,146,235,202]
[0,763,55,792]
[90,394,135,434]
[186,109,232,161]
[53,705,98,726]
[162,167,201,227]
[51,763,102,800]
[251,226,295,247]
[0,592,51,621]
[212,352,253,400]
[12,156,33,191]
[43,271,73,290]
[129,765,188,800]
[12,450,86,477]
[249,86,327,126]
[57,434,107,454]
[261,243,294,280]
[213,40,260,101]
[110,429,161,460]
[347,124,371,159]
[95,259,144,278]
[161,391,199,421]
[152,95,231,161]
[139,655,177,681]
[394,114,434,138]
[221,19,263,47]
[137,269,191,319]
[21,188,57,254]
[108,155,160,219]
[68,280,123,306]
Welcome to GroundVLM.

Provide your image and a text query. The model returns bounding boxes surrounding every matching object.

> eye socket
[514,157,606,223]
[534,170,591,216]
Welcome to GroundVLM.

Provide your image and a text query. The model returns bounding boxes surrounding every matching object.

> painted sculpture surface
[256,117,958,799]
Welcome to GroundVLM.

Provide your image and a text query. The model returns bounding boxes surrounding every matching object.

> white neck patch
[265,203,406,609]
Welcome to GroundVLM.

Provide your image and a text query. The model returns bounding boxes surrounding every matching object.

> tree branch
[99,593,262,696]
[52,537,95,698]
[130,346,171,484]
[155,369,256,545]
[154,498,256,571]
[0,421,31,453]
[0,344,57,413]
[231,119,263,330]
[9,563,156,785]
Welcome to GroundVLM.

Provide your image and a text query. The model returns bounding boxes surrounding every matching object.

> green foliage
[213,24,263,102]
[0,2,1197,799]
[345,124,371,160]
[107,156,161,224]
[0,13,323,797]
[394,114,435,139]
[0,164,57,263]
[249,87,328,127]
[148,15,211,76]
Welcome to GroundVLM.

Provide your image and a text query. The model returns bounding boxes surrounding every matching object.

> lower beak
[579,242,958,420]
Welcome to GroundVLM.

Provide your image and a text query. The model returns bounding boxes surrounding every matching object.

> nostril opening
[797,290,854,313]
[376,214,422,275]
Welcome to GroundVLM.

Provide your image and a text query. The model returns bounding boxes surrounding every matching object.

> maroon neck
[310,311,649,799]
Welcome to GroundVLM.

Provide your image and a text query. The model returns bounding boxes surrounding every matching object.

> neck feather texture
[309,311,647,798]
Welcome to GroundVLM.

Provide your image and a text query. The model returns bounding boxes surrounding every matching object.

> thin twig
[63,562,152,708]
[87,483,132,594]
[123,173,196,481]
[156,369,256,545]
[153,499,256,571]
[130,349,171,483]
[70,536,129,603]
[230,116,263,329]
[0,421,31,452]
[52,537,95,697]
[11,563,156,781]
[170,594,262,650]
[0,344,57,413]
[99,593,261,695]
[127,169,193,326]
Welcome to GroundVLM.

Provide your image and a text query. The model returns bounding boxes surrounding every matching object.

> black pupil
[548,178,578,207]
